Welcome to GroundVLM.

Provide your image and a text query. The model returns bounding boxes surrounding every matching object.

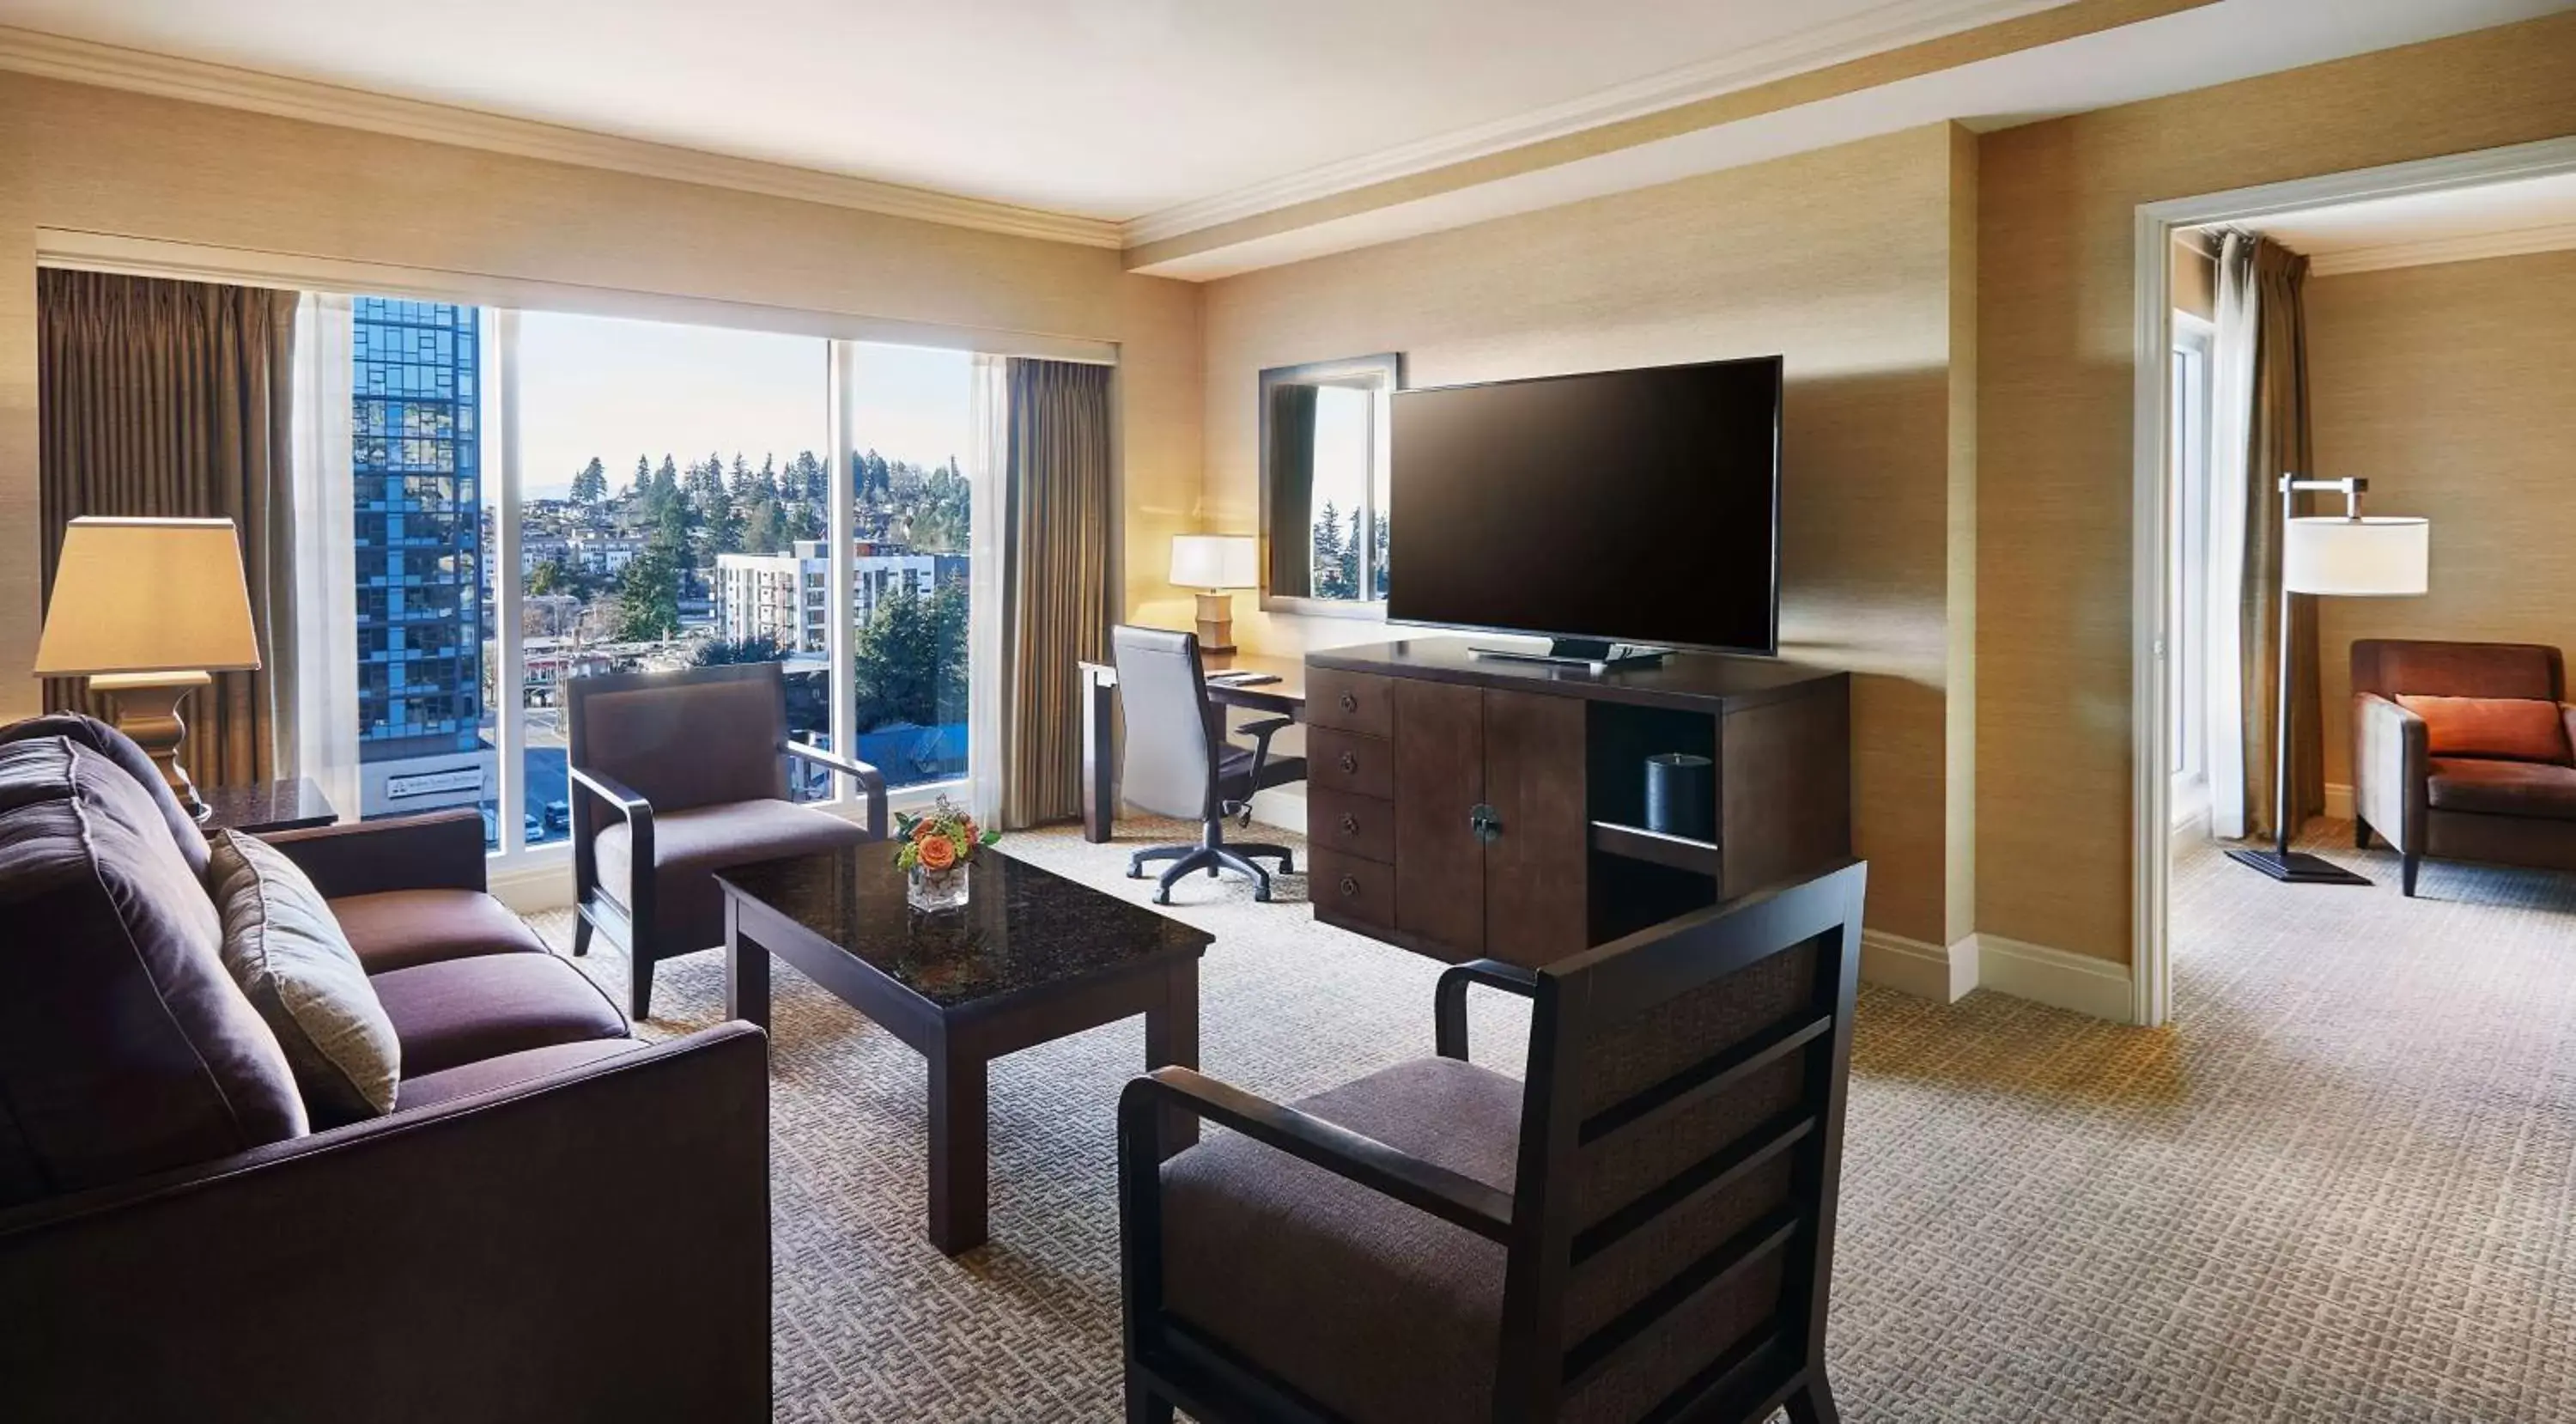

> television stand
[1468,637,1668,673]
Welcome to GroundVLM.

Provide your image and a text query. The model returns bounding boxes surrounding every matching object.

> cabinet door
[1481,689,1589,967]
[1392,679,1485,956]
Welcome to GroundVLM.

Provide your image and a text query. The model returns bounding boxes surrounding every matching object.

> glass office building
[352,299,497,824]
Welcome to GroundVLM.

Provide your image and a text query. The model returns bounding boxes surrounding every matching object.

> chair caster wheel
[1154,890,1174,906]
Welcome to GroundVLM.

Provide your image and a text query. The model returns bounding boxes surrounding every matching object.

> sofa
[2351,639,2576,896]
[0,715,771,1422]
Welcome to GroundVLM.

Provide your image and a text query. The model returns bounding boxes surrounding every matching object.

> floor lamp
[2226,476,2428,885]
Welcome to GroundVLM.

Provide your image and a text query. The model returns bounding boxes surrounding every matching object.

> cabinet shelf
[1589,820,1722,876]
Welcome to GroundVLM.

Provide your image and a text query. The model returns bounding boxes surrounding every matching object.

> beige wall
[2309,248,2576,789]
[0,72,1205,718]
[1200,126,1979,946]
[1978,13,2576,965]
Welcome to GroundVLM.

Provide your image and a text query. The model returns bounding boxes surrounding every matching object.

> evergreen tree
[727,453,755,505]
[852,581,969,730]
[1312,500,1352,599]
[632,454,653,500]
[742,496,788,555]
[611,543,681,642]
[649,455,680,518]
[569,456,608,505]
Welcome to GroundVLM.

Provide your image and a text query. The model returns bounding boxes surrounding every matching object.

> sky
[514,311,975,501]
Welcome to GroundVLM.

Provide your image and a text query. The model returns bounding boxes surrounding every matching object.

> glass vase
[908,862,969,912]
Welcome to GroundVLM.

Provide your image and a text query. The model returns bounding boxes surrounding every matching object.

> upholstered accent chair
[2351,639,2576,896]
[1118,861,1868,1424]
[568,662,888,1019]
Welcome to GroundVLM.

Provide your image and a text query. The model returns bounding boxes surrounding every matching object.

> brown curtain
[997,358,1114,829]
[2220,232,2321,841]
[1266,381,1319,599]
[38,270,301,789]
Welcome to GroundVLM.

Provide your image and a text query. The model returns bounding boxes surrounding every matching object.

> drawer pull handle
[1469,803,1503,844]
[1338,751,1359,775]
[1338,691,1359,713]
[1339,875,1361,898]
[1339,813,1358,836]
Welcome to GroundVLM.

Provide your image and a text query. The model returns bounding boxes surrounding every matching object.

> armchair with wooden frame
[1117,860,1868,1424]
[567,663,889,1019]
[2351,638,2576,897]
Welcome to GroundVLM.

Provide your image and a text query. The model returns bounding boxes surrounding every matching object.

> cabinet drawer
[1304,666,1394,738]
[1309,849,1394,932]
[1308,787,1396,865]
[1308,727,1395,800]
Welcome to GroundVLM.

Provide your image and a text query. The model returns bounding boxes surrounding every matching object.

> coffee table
[716,843,1213,1256]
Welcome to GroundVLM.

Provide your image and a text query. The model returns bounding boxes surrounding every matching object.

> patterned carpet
[530,817,2576,1422]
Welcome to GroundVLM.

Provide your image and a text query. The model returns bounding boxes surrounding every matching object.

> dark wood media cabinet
[1301,638,1851,968]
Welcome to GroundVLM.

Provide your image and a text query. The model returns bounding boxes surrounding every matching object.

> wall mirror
[1260,352,1400,615]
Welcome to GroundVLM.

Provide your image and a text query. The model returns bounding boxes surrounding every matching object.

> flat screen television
[1387,356,1782,657]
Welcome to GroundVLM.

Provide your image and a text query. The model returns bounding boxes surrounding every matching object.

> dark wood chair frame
[567,662,888,1019]
[1116,860,1868,1424]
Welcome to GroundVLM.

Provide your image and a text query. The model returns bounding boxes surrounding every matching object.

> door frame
[2126,134,2576,1027]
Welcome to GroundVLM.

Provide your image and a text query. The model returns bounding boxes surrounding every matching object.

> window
[335,298,999,862]
[2169,314,2215,825]
[846,343,975,790]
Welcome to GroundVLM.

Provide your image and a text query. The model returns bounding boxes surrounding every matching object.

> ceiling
[3,0,2572,277]
[0,0,2087,221]
[2244,171,2576,273]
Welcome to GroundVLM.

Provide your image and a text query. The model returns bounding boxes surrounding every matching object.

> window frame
[2167,313,2216,830]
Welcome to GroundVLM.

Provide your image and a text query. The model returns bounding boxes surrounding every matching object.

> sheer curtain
[292,293,361,818]
[2206,234,2257,838]
[966,353,1012,827]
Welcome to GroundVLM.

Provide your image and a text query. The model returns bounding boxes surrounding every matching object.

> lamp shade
[1170,533,1258,590]
[35,517,263,676]
[2282,515,2429,597]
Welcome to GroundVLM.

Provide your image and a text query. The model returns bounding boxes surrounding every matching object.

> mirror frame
[1257,352,1404,618]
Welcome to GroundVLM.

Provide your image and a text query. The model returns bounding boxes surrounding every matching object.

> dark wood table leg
[1082,664,1115,843]
[927,1036,990,1255]
[1143,957,1201,1158]
[723,898,770,1034]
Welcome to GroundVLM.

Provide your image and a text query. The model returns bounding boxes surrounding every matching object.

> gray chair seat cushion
[393,1038,644,1112]
[207,830,403,1126]
[370,952,630,1078]
[2427,758,2576,819]
[1160,1056,1523,1424]
[0,739,306,1207]
[595,798,873,952]
[331,888,553,974]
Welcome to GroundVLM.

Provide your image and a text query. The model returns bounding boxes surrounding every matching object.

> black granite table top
[714,843,1212,1010]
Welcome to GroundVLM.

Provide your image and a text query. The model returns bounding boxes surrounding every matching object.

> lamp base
[89,671,213,821]
[1193,591,1238,654]
[2224,845,2372,885]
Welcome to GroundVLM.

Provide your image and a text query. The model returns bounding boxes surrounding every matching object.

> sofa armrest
[0,1022,771,1424]
[2354,692,2430,851]
[258,808,488,898]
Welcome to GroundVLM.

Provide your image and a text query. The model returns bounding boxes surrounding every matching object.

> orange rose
[911,819,935,842]
[916,834,958,871]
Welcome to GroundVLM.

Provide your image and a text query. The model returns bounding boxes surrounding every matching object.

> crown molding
[1120,0,2076,247]
[0,25,1123,250]
[2306,220,2576,276]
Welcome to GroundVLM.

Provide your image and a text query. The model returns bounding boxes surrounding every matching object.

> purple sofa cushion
[0,738,307,1207]
[0,712,211,878]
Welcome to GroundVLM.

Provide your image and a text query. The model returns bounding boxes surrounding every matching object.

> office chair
[1112,625,1304,904]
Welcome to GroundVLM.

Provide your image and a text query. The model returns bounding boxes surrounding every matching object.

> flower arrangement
[895,797,998,910]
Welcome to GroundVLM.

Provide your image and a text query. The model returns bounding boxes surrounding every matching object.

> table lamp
[1170,533,1258,654]
[2226,477,2428,885]
[34,516,263,820]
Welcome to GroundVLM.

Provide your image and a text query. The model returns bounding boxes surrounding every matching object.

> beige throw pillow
[206,830,401,1123]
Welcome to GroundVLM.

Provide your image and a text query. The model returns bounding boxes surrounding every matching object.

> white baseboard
[1862,927,2136,1023]
[1860,929,1978,1004]
[2324,782,2353,819]
[1968,934,2136,1023]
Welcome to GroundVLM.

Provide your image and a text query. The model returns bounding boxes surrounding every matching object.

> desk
[1078,649,1307,843]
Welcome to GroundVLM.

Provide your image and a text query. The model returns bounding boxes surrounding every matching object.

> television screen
[1387,356,1782,654]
